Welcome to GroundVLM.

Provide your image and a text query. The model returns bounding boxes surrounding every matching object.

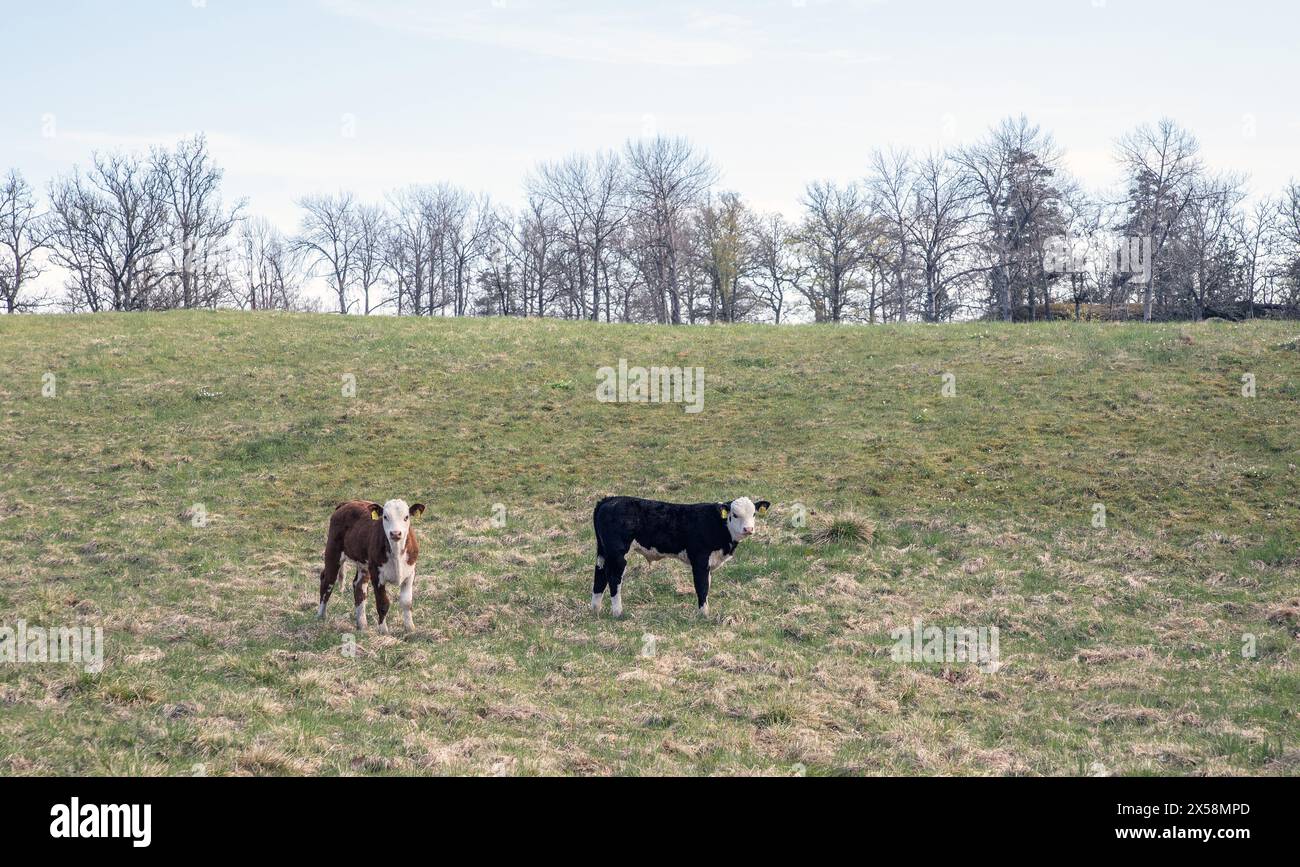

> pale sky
[4,0,1298,234]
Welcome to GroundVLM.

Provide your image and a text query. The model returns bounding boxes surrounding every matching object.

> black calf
[591,495,770,617]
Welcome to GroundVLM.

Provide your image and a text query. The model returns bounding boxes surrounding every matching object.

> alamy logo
[596,359,704,414]
[890,617,1001,673]
[1043,234,1152,284]
[0,620,104,673]
[50,798,151,848]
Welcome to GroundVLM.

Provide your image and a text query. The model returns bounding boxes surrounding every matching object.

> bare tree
[1048,181,1107,319]
[530,151,626,321]
[517,195,562,317]
[748,212,803,324]
[796,180,871,322]
[0,170,52,313]
[295,192,359,313]
[354,203,390,314]
[867,149,919,321]
[530,159,589,320]
[44,185,100,312]
[489,196,565,318]
[152,134,243,308]
[1278,182,1300,309]
[235,216,307,310]
[907,152,979,322]
[476,206,522,316]
[695,191,754,322]
[439,187,492,317]
[1116,119,1203,320]
[955,117,1063,321]
[47,152,170,311]
[385,186,433,315]
[1178,173,1246,318]
[624,136,716,324]
[1232,197,1277,316]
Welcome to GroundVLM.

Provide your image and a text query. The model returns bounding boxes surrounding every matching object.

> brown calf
[318,499,425,633]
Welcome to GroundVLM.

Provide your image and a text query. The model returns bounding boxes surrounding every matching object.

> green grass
[0,311,1297,776]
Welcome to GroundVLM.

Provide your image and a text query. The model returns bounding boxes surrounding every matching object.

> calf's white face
[379,501,410,543]
[379,499,415,547]
[726,497,760,541]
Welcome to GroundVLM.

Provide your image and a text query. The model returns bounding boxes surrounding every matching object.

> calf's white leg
[399,576,415,631]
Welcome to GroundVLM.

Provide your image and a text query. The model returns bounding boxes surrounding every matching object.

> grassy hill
[0,311,1296,776]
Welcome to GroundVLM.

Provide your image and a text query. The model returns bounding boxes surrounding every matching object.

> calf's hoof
[698,603,710,618]
[376,622,390,636]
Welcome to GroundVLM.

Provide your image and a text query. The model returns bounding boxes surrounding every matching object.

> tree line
[3,117,1298,322]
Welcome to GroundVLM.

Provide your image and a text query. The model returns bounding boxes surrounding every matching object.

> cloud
[319,0,884,68]
[321,0,755,67]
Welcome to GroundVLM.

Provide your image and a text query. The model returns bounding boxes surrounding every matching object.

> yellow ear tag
[720,507,730,520]
[371,509,381,521]
[757,505,769,517]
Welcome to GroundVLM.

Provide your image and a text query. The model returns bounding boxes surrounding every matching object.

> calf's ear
[754,501,771,516]
[718,504,730,520]
[369,503,383,521]
[410,503,426,518]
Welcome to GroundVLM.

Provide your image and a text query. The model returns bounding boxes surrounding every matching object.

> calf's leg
[591,539,609,614]
[318,531,347,619]
[371,571,392,635]
[606,551,628,618]
[689,554,712,618]
[352,569,369,630]
[318,560,340,620]
[399,575,415,631]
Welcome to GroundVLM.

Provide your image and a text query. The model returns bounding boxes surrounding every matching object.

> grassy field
[0,311,1297,776]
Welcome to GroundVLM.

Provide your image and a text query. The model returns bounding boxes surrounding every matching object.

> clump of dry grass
[1074,646,1155,665]
[1266,600,1299,624]
[810,514,875,547]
